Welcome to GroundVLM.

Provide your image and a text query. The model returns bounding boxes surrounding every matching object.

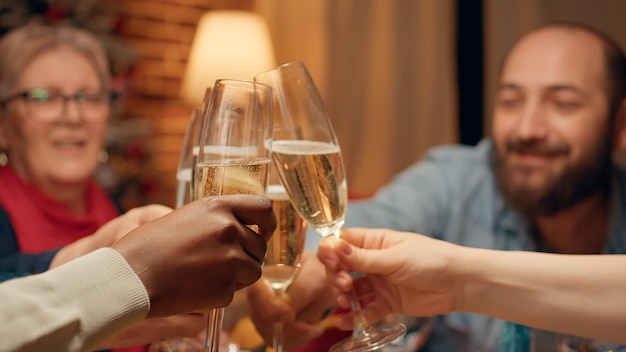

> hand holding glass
[256,61,406,351]
[262,172,307,352]
[195,79,273,352]
[149,107,205,352]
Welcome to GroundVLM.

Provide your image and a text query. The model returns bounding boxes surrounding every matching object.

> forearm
[461,249,626,343]
[0,248,149,352]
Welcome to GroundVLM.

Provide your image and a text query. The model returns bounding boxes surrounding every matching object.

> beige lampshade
[181,10,276,106]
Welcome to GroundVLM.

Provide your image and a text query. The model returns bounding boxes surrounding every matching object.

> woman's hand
[50,204,172,268]
[317,228,463,330]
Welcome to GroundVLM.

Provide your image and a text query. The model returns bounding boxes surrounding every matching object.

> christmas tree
[0,0,137,79]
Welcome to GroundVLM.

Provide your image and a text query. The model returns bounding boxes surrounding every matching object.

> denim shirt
[305,138,626,352]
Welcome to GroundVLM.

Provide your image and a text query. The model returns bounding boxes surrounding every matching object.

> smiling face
[492,27,613,216]
[0,45,109,187]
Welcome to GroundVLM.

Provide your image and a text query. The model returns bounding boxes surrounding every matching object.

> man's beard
[493,135,612,217]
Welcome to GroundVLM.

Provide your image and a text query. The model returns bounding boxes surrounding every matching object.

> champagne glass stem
[334,230,374,342]
[203,308,224,351]
[203,312,209,344]
[349,289,371,338]
[331,227,407,351]
[196,79,272,352]
[272,289,285,352]
[272,322,284,352]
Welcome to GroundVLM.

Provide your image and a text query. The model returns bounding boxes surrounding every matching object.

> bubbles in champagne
[175,168,193,208]
[197,158,270,197]
[263,184,307,292]
[272,140,347,237]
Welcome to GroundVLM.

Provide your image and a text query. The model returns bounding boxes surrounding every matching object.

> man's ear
[613,98,626,150]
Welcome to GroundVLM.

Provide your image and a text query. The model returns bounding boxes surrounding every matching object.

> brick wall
[111,0,254,207]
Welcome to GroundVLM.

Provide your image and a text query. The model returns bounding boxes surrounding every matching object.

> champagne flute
[176,88,212,209]
[255,61,406,352]
[263,164,307,352]
[175,108,202,208]
[195,79,273,352]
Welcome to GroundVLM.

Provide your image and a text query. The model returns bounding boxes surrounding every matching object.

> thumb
[336,239,390,275]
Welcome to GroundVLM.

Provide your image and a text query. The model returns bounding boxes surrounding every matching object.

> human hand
[246,250,337,350]
[98,313,204,349]
[113,195,276,318]
[91,204,173,246]
[51,204,172,268]
[317,228,463,330]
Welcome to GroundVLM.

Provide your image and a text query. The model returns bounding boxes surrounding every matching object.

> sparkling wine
[175,168,193,208]
[271,140,347,237]
[263,184,307,291]
[176,146,199,208]
[196,158,271,197]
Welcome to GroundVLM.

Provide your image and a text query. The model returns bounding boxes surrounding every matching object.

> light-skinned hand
[317,228,463,330]
[51,204,173,268]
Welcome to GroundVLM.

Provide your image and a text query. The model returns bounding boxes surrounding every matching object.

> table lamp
[180,10,276,107]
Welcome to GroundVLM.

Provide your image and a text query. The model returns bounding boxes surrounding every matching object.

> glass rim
[212,78,272,91]
[254,60,307,79]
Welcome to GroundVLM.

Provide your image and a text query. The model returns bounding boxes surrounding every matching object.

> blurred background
[4,0,624,209]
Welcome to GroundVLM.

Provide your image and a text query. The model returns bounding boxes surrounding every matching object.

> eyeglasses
[0,87,115,123]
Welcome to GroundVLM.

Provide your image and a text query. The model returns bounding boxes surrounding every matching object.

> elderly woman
[0,24,124,274]
[0,24,209,352]
[0,24,168,352]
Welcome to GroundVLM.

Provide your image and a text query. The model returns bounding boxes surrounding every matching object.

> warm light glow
[181,10,276,106]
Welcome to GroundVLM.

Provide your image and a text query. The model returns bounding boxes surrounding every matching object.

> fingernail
[319,254,338,269]
[338,240,352,255]
[336,275,349,287]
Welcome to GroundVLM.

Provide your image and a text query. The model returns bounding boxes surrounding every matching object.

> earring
[98,150,108,163]
[0,151,7,167]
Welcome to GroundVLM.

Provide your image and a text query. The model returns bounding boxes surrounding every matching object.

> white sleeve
[0,247,150,352]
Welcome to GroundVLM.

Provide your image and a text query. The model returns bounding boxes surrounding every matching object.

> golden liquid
[196,158,270,198]
[263,185,307,291]
[175,168,193,208]
[272,140,347,237]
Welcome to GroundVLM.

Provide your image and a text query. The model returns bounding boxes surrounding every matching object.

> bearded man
[246,22,626,352]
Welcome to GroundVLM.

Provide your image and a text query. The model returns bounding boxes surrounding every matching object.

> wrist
[455,246,490,313]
